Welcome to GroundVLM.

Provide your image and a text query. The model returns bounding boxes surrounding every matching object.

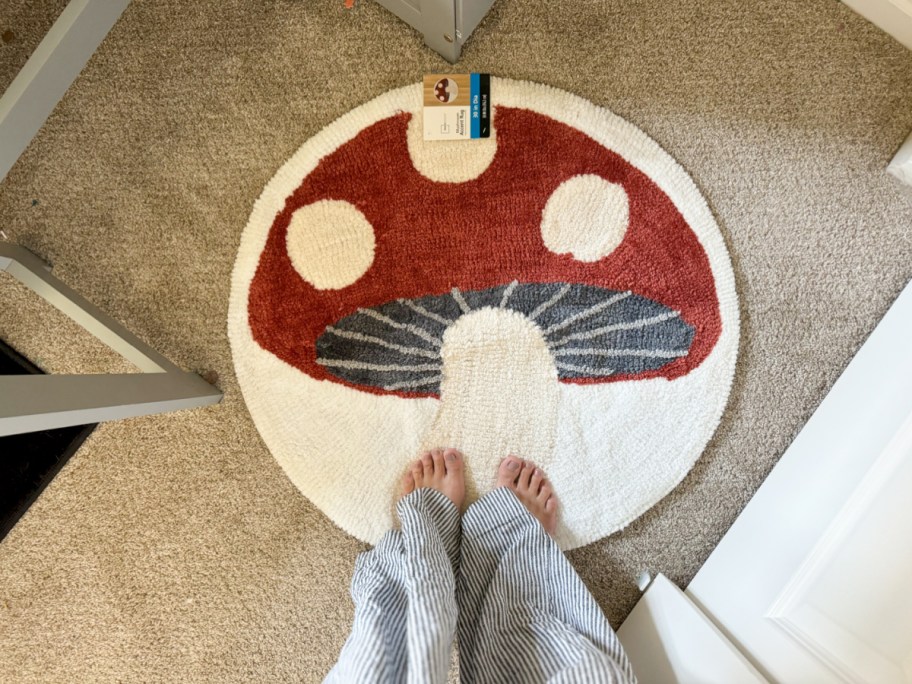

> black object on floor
[0,339,96,541]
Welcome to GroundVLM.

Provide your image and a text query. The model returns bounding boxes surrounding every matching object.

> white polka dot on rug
[541,174,630,262]
[229,78,739,550]
[286,199,375,290]
[406,105,497,183]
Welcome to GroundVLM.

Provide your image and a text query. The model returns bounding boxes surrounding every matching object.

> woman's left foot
[401,448,466,511]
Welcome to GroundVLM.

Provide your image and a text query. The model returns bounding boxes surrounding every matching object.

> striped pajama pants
[325,487,636,683]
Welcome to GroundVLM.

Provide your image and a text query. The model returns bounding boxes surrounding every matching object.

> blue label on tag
[470,73,480,139]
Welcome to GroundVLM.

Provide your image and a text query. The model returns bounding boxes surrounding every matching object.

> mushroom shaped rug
[228,77,739,550]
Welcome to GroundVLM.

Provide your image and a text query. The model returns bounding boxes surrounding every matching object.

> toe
[411,461,424,487]
[443,448,463,473]
[517,462,534,490]
[431,449,445,477]
[530,468,544,495]
[402,471,416,496]
[537,481,552,501]
[421,452,434,479]
[544,497,558,534]
[497,456,522,487]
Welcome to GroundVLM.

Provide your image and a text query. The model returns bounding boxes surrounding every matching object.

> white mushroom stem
[421,307,560,501]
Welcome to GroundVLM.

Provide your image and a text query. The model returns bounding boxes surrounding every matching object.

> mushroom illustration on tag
[229,78,739,549]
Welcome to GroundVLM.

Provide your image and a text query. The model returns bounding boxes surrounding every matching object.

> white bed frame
[0,1,222,437]
[0,0,130,184]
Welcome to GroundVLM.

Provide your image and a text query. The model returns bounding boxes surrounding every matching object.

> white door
[687,280,912,683]
[842,0,912,50]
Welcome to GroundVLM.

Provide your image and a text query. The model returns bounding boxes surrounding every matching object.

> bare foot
[401,448,466,511]
[497,455,558,536]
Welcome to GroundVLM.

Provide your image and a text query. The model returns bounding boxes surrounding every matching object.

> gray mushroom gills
[314,281,695,503]
[315,282,693,391]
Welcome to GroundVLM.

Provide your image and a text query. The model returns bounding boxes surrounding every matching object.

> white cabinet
[617,574,767,683]
[688,279,912,683]
[620,279,912,683]
[375,0,495,62]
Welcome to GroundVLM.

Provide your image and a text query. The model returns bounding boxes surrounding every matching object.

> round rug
[228,78,739,550]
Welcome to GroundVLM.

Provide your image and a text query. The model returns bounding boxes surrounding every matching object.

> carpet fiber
[0,0,911,681]
[229,78,739,549]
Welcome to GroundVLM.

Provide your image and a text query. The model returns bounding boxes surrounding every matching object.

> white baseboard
[887,131,912,187]
[841,0,912,51]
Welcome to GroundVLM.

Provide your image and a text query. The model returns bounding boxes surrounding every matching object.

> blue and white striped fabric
[325,487,636,684]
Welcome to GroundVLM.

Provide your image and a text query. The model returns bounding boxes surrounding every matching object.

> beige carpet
[0,0,911,681]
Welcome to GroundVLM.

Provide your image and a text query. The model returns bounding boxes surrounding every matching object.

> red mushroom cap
[248,106,722,397]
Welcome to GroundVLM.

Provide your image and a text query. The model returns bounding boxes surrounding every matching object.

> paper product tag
[423,74,490,141]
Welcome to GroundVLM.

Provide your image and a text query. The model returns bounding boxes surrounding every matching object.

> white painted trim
[887,0,912,20]
[0,0,130,183]
[687,278,912,682]
[841,0,912,51]
[765,410,912,682]
[887,131,912,186]
[617,574,768,683]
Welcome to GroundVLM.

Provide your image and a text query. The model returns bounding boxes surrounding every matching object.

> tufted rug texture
[229,78,739,549]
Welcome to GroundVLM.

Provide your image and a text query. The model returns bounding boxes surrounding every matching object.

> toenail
[534,468,542,475]
[506,460,519,471]
[445,452,456,461]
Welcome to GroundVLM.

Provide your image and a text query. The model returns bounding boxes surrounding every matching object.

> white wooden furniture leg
[0,243,222,436]
[0,0,131,183]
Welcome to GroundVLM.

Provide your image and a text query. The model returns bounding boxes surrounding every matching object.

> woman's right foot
[497,456,558,536]
[401,448,466,511]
